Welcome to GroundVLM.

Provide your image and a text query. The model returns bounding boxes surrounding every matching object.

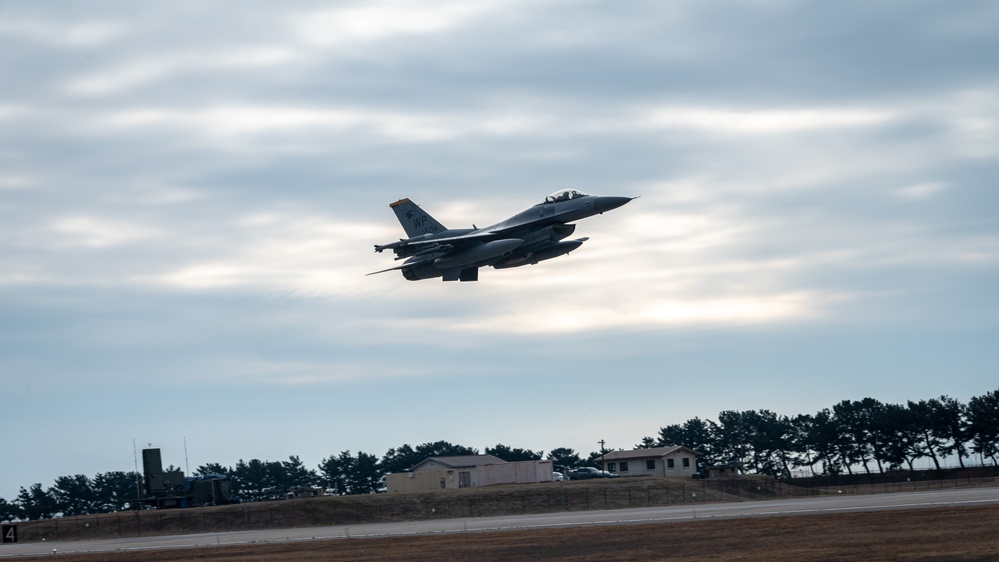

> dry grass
[17,505,999,561]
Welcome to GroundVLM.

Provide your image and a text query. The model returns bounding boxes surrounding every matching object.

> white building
[599,446,700,478]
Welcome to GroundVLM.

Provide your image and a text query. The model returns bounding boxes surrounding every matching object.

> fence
[787,464,999,489]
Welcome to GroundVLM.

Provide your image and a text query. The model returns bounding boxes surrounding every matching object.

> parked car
[552,471,565,482]
[567,467,620,480]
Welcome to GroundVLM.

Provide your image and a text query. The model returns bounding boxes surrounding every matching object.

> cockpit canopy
[539,189,589,205]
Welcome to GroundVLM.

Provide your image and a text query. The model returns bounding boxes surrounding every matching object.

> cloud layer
[1,0,997,496]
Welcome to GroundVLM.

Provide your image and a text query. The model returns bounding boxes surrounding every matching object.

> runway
[3,487,998,558]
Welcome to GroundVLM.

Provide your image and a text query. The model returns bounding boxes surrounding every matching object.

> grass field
[14,505,999,561]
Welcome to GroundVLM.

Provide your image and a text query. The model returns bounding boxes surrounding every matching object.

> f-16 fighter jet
[370,190,635,281]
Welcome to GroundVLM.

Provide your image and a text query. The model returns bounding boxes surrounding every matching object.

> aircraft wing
[402,230,501,246]
[374,229,502,254]
[372,227,525,275]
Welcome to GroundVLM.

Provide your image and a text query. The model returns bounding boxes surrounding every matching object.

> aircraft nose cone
[595,196,635,213]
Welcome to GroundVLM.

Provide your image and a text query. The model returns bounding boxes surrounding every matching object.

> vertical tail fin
[390,198,447,238]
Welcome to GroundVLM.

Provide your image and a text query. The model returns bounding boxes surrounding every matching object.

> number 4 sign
[2,524,16,543]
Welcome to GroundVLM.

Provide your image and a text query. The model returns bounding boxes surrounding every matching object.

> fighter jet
[370,189,635,281]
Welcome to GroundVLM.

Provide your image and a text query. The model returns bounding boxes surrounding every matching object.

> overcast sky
[2,1,998,498]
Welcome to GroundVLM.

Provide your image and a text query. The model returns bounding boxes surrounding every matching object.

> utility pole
[599,439,607,471]
[132,440,141,510]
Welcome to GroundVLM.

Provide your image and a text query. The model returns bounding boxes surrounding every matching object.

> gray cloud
[2,0,997,496]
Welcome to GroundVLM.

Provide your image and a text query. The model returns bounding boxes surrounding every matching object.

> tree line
[642,391,999,477]
[3,389,997,521]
